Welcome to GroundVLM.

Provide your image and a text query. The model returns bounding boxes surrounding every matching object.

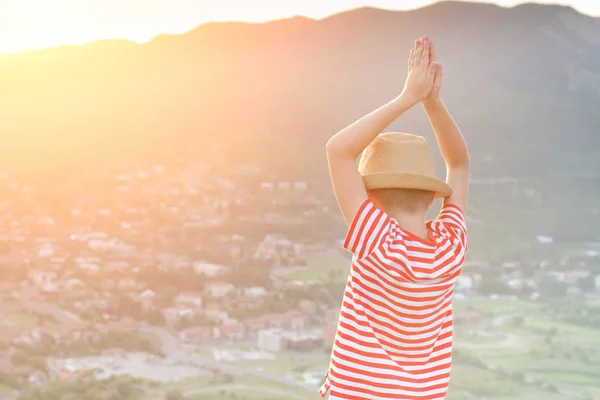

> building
[193,262,229,277]
[258,329,286,352]
[180,327,212,344]
[299,300,317,315]
[285,329,323,351]
[213,323,245,342]
[455,275,475,291]
[205,282,235,298]
[258,328,324,352]
[175,292,204,307]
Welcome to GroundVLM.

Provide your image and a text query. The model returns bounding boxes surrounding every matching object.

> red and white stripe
[320,200,468,399]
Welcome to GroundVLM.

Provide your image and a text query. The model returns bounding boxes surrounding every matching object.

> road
[142,326,316,392]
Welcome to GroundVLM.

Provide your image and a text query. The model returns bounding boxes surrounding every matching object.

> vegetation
[16,331,161,358]
[17,376,144,400]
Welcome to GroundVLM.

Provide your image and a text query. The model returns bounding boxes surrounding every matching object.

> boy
[320,36,470,400]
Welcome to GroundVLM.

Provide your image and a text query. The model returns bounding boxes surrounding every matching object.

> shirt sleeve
[437,203,468,249]
[343,199,393,259]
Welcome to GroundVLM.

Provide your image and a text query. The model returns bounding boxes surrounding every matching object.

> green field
[178,376,318,400]
[0,384,12,395]
[168,297,600,400]
[449,297,600,400]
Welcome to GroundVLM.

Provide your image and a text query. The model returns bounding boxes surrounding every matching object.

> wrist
[422,96,443,108]
[396,92,419,109]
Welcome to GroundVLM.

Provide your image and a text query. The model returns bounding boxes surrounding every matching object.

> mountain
[0,1,599,257]
[1,8,599,191]
[1,1,599,182]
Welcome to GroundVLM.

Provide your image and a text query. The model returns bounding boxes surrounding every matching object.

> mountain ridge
[0,1,599,185]
[1,2,598,59]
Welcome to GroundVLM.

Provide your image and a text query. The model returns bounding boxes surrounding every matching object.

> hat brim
[362,172,453,198]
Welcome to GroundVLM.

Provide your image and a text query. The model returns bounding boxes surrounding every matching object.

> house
[279,311,307,331]
[285,329,324,351]
[14,329,42,345]
[175,292,204,307]
[455,275,475,291]
[244,316,271,339]
[180,327,212,344]
[261,311,307,331]
[536,235,553,244]
[29,270,57,285]
[193,262,229,277]
[548,270,589,285]
[96,318,137,334]
[140,289,156,299]
[205,282,235,298]
[213,323,245,341]
[64,278,84,290]
[70,329,101,343]
[118,278,138,290]
[258,329,286,352]
[325,307,341,323]
[28,370,49,387]
[294,182,308,191]
[299,300,317,315]
[163,306,195,325]
[204,306,228,323]
[455,311,484,324]
[324,323,337,344]
[261,182,275,191]
[244,286,267,298]
[278,182,292,190]
[38,244,55,257]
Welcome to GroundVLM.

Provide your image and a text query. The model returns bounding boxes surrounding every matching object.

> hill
[0,1,599,256]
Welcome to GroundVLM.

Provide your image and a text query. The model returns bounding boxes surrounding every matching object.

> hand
[401,36,439,104]
[422,37,443,101]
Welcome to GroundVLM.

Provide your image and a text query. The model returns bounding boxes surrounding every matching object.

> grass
[2,311,39,327]
[281,250,350,282]
[452,297,600,399]
[173,297,600,400]
[233,351,328,375]
[0,384,13,395]
[182,376,318,400]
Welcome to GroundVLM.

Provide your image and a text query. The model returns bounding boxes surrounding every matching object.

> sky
[0,0,598,54]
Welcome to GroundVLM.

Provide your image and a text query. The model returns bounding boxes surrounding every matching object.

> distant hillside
[0,1,599,183]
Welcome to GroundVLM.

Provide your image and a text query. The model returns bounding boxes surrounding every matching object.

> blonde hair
[368,188,434,214]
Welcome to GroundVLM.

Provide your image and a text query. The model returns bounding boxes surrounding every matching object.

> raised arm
[420,37,470,212]
[326,38,439,225]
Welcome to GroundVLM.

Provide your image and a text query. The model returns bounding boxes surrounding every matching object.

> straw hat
[359,132,452,198]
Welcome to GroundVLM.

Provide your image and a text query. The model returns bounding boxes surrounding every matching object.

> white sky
[0,0,597,53]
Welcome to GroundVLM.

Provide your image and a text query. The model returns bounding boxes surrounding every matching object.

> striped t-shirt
[320,199,468,400]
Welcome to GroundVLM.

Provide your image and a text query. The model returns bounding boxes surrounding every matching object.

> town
[1,158,599,400]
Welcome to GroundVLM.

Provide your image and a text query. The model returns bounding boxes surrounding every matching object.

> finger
[409,49,414,68]
[426,61,439,86]
[433,62,443,88]
[428,38,436,63]
[421,38,430,68]
[414,40,424,61]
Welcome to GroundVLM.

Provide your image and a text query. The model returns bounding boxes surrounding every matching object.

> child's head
[359,132,452,208]
[368,188,435,215]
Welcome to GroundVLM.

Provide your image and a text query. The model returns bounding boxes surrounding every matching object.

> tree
[577,276,595,293]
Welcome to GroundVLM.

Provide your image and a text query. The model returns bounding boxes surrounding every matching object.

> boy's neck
[389,210,430,241]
